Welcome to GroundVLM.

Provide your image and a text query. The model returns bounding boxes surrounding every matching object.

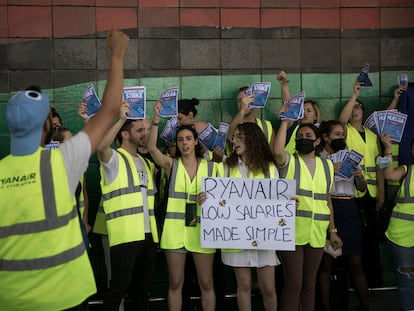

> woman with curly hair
[222,122,280,311]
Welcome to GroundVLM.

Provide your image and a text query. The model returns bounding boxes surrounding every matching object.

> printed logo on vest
[0,173,36,189]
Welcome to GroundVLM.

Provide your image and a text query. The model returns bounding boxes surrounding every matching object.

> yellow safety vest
[385,165,414,247]
[78,175,85,217]
[388,143,400,186]
[0,148,96,311]
[161,158,217,253]
[346,124,379,198]
[92,198,107,235]
[256,118,272,144]
[286,154,334,248]
[285,124,299,154]
[100,148,158,247]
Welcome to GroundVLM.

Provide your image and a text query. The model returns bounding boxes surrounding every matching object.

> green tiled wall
[1,71,414,160]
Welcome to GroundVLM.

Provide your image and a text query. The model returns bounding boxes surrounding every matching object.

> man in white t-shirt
[0,30,129,311]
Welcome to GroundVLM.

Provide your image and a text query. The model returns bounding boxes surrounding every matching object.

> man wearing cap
[0,29,129,311]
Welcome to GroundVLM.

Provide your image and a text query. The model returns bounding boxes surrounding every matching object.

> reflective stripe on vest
[167,158,214,203]
[256,118,271,144]
[104,151,143,221]
[293,154,330,201]
[165,211,201,223]
[346,124,378,197]
[386,165,414,247]
[396,166,414,205]
[0,150,82,271]
[294,154,331,222]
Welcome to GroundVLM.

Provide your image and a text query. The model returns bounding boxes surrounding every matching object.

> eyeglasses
[352,103,363,110]
[231,134,245,141]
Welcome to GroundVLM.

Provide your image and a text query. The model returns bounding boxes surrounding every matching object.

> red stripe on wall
[53,6,95,38]
[138,8,179,28]
[381,8,414,28]
[97,7,138,33]
[261,8,300,29]
[221,8,260,28]
[180,8,219,27]
[341,8,380,29]
[8,6,52,38]
[301,8,340,29]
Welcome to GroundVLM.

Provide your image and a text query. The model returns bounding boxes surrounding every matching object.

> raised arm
[227,94,254,143]
[97,102,130,163]
[380,133,407,182]
[276,70,291,104]
[387,86,407,110]
[272,119,289,166]
[147,101,173,174]
[81,29,129,154]
[339,81,362,125]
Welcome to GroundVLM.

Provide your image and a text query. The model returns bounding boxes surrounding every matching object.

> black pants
[103,234,156,311]
[357,194,383,287]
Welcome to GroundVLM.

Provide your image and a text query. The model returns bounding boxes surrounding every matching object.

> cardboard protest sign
[201,177,296,251]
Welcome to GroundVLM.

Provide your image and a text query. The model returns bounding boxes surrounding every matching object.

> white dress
[221,159,281,268]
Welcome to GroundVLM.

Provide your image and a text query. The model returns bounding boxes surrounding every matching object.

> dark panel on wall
[301,38,340,72]
[97,38,138,71]
[261,38,301,71]
[261,27,300,39]
[341,38,380,73]
[8,40,53,70]
[301,28,339,38]
[53,70,96,88]
[340,29,380,39]
[221,39,261,69]
[180,39,220,69]
[139,39,180,70]
[180,26,221,39]
[0,45,7,70]
[0,71,8,93]
[54,39,96,70]
[139,27,180,39]
[10,70,52,92]
[380,28,414,38]
[381,37,414,69]
[221,28,261,39]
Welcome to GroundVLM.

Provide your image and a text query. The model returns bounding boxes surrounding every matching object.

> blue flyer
[159,86,179,117]
[198,123,218,150]
[160,116,178,145]
[123,86,146,119]
[214,122,229,150]
[245,82,271,108]
[337,150,363,180]
[356,63,373,87]
[83,84,101,117]
[381,110,407,143]
[279,92,305,121]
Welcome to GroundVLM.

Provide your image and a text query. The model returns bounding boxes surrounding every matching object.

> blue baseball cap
[6,90,50,156]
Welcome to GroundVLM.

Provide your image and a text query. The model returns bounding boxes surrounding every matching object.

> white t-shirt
[100,149,151,233]
[60,131,91,196]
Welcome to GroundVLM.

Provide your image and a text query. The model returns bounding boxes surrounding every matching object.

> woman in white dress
[221,122,280,311]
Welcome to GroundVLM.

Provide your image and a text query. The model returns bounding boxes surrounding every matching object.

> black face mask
[330,138,346,153]
[296,139,315,154]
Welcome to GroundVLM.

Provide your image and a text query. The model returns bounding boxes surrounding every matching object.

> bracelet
[330,228,338,233]
[384,152,392,156]
[151,121,160,126]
